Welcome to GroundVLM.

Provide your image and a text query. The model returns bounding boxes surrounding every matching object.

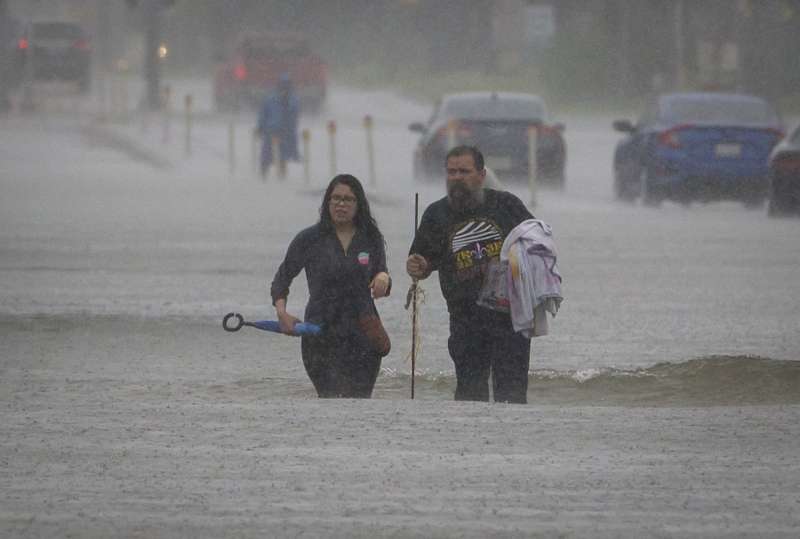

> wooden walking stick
[410,192,419,399]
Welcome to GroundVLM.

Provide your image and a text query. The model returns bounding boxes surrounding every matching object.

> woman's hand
[275,299,300,335]
[277,310,300,335]
[370,272,390,299]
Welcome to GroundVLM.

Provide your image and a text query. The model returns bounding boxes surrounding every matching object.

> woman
[270,174,391,398]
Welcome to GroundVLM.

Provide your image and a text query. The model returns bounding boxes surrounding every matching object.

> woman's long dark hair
[319,174,384,244]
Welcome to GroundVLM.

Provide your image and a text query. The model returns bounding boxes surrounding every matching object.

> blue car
[767,122,800,217]
[612,93,784,206]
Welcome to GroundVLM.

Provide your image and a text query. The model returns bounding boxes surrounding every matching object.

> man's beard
[447,183,484,211]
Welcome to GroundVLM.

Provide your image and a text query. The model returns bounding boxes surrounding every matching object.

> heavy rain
[1,1,799,537]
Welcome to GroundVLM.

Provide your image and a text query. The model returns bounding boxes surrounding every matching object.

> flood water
[1,81,799,405]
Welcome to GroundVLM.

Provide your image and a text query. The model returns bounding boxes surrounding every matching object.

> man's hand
[370,272,390,298]
[406,254,430,280]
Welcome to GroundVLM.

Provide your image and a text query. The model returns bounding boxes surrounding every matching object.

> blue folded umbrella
[223,313,322,335]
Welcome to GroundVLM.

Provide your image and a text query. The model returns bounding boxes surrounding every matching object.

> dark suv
[16,22,91,93]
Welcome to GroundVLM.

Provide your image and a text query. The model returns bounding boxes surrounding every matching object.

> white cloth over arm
[500,219,563,337]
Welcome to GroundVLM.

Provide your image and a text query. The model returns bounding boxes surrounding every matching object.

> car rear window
[242,38,310,60]
[32,23,84,40]
[33,23,83,39]
[443,97,545,121]
[664,97,778,126]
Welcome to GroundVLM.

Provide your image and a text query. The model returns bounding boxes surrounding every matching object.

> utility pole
[143,0,162,110]
[96,0,112,75]
[674,0,687,89]
[613,0,632,98]
[127,0,169,110]
[0,0,10,112]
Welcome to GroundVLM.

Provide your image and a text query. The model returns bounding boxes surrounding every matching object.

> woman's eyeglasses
[330,195,357,205]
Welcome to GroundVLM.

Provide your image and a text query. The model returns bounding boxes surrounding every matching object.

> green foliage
[537,24,614,104]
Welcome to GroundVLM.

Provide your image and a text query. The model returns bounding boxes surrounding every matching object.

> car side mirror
[613,119,635,133]
[408,122,426,133]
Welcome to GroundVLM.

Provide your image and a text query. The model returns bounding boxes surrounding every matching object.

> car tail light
[17,37,28,50]
[73,38,90,51]
[773,155,800,174]
[234,62,248,81]
[764,127,785,141]
[657,124,693,148]
[536,124,559,136]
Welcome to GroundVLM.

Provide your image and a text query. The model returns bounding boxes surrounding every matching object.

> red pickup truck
[214,32,327,113]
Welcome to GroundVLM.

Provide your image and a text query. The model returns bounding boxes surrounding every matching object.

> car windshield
[663,97,778,126]
[32,23,83,40]
[443,97,545,121]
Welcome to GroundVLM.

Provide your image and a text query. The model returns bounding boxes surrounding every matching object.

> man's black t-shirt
[409,189,533,310]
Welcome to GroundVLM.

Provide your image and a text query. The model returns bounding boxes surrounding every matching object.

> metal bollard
[97,78,108,122]
[302,128,311,185]
[110,79,120,119]
[228,120,236,176]
[327,120,337,178]
[139,95,148,134]
[120,81,128,120]
[184,94,193,157]
[252,130,259,176]
[527,125,538,207]
[271,134,285,180]
[109,78,127,121]
[161,85,171,144]
[447,119,457,150]
[364,114,376,186]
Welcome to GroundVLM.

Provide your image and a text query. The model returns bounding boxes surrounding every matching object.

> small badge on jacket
[357,252,370,265]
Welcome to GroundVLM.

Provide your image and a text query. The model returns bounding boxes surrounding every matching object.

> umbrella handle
[222,312,246,332]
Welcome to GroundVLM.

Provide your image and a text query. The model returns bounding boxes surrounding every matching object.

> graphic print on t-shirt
[450,219,503,281]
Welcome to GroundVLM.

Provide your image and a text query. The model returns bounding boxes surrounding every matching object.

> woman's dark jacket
[271,223,389,336]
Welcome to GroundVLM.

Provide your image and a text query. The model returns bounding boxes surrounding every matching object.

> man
[407,145,534,403]
[255,73,300,179]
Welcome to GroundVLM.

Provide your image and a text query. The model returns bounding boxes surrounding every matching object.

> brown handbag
[357,313,391,357]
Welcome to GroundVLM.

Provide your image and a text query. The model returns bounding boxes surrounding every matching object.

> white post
[251,131,258,175]
[674,0,687,90]
[447,119,457,150]
[527,125,538,207]
[184,94,192,157]
[120,79,128,121]
[161,85,171,144]
[110,79,120,119]
[327,120,337,178]
[228,120,236,176]
[97,77,108,122]
[138,95,148,134]
[364,114,377,186]
[271,134,284,180]
[302,128,311,185]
